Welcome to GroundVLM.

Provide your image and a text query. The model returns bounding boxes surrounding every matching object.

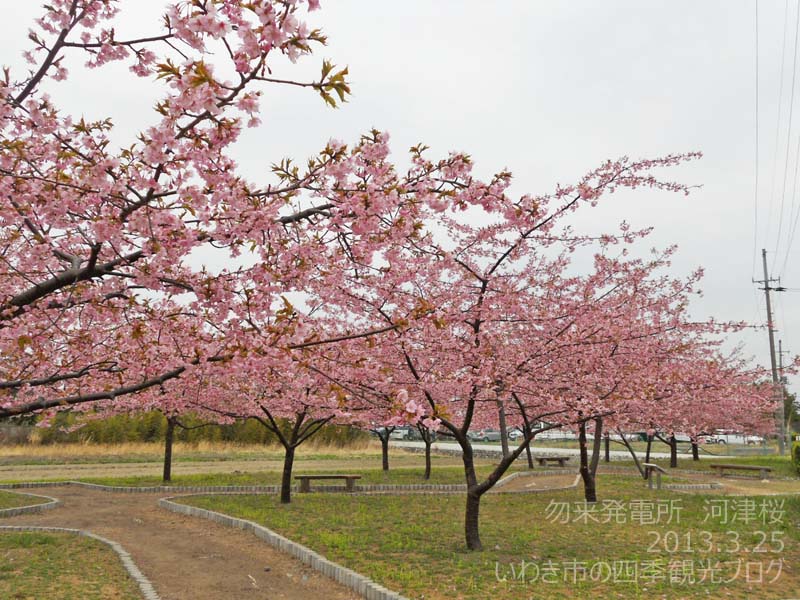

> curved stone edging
[663,482,723,490]
[0,525,159,600]
[0,490,60,518]
[493,471,581,494]
[158,495,408,600]
[70,481,283,494]
[0,481,70,489]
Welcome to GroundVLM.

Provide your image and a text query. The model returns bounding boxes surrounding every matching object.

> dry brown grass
[0,438,379,461]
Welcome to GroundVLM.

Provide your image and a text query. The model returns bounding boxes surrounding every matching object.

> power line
[780,190,800,274]
[754,0,760,280]
[773,0,800,273]
[766,0,791,254]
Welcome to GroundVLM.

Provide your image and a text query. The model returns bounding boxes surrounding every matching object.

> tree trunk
[669,435,678,468]
[691,441,699,461]
[604,432,610,463]
[578,420,597,503]
[381,434,390,471]
[423,436,432,480]
[524,433,534,469]
[497,401,510,459]
[162,417,176,483]
[618,430,647,479]
[645,433,653,464]
[465,490,483,551]
[589,417,603,476]
[458,435,485,550]
[280,444,295,504]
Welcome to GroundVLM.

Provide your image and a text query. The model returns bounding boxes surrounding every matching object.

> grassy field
[184,474,800,599]
[602,454,798,479]
[0,531,141,599]
[0,490,42,510]
[77,463,525,487]
[0,440,375,465]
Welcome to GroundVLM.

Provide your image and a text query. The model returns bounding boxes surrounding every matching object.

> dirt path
[3,486,359,600]
[492,473,578,492]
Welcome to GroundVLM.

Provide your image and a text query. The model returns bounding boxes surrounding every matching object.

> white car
[507,428,524,441]
[389,427,412,440]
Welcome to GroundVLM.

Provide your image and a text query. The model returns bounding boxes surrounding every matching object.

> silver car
[467,429,501,442]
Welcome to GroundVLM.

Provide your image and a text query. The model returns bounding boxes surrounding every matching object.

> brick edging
[0,476,579,496]
[0,481,71,489]
[663,482,723,490]
[158,496,408,600]
[70,481,283,494]
[0,490,60,517]
[0,525,159,600]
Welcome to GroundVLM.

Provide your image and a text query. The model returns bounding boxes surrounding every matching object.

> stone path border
[0,479,558,495]
[597,464,800,482]
[0,525,159,600]
[664,482,724,490]
[0,490,60,517]
[159,495,407,600]
[493,470,581,493]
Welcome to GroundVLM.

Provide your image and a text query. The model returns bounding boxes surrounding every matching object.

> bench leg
[299,479,310,493]
[760,469,768,480]
[345,479,355,492]
[656,472,661,491]
[647,470,653,490]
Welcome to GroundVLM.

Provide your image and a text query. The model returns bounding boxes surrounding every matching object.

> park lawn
[0,490,42,510]
[0,531,140,599]
[604,455,798,479]
[183,475,800,600]
[78,463,522,488]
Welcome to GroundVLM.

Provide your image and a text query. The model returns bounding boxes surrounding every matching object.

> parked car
[507,427,524,441]
[467,429,501,442]
[389,427,412,440]
[745,435,765,445]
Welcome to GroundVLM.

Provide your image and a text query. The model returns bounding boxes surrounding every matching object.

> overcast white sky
[2,1,798,389]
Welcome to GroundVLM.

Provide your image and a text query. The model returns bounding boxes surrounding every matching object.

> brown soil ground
[492,472,579,492]
[2,485,360,600]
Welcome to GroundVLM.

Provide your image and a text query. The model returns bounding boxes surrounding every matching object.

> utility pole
[756,249,786,454]
[779,340,792,444]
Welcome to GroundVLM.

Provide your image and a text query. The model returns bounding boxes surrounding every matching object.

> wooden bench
[709,464,772,480]
[643,462,666,490]
[535,456,571,467]
[295,474,362,493]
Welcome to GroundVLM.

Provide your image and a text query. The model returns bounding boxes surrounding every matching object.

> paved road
[391,440,731,461]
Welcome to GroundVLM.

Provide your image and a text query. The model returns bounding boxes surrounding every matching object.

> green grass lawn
[78,464,525,488]
[182,475,800,599]
[604,454,798,479]
[0,490,43,510]
[0,532,141,599]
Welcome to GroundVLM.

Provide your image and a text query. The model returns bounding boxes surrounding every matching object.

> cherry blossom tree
[307,143,707,550]
[0,2,469,422]
[0,0,355,418]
